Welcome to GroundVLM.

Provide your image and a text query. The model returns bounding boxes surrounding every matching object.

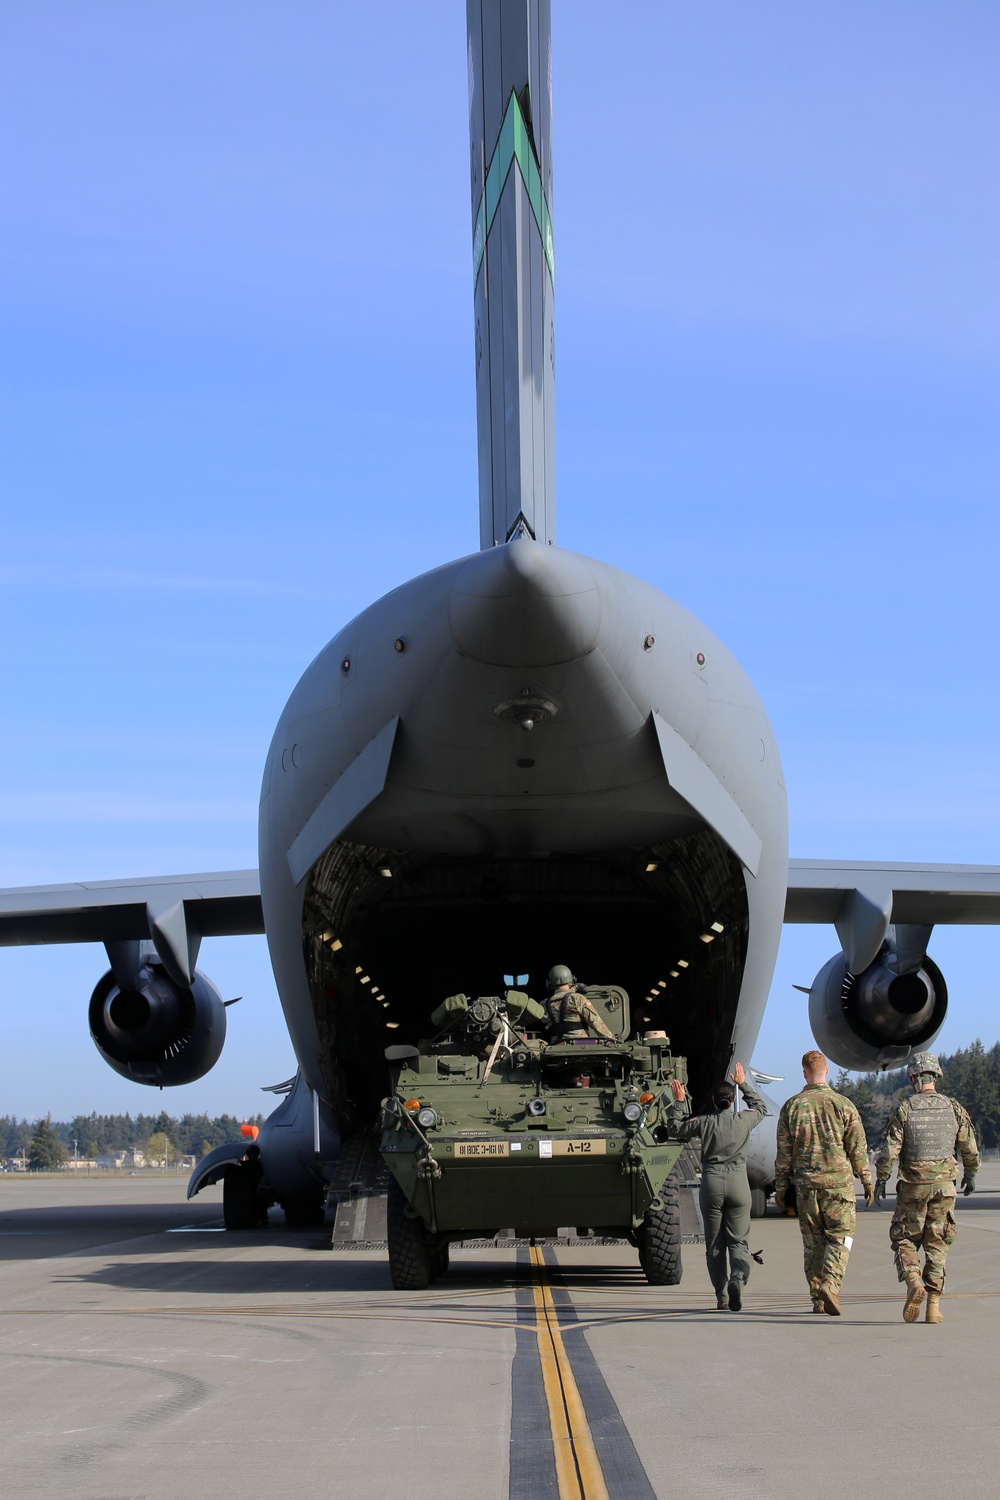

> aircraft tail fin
[467,0,556,548]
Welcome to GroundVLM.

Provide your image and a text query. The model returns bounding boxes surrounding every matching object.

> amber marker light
[240,1123,259,1140]
[639,1093,655,1106]
[404,1098,421,1110]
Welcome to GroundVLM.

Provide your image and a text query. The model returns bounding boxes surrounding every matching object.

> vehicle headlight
[416,1107,437,1128]
[622,1102,643,1124]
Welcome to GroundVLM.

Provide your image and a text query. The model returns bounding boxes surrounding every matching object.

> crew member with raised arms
[874,1050,980,1324]
[774,1049,874,1315]
[669,1061,768,1310]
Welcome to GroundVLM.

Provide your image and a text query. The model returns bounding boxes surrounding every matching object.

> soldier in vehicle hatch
[774,1049,874,1317]
[874,1051,980,1325]
[668,1062,768,1310]
[543,965,615,1041]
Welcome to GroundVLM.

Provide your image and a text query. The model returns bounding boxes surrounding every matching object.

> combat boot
[903,1273,925,1323]
[817,1282,841,1316]
[925,1291,943,1324]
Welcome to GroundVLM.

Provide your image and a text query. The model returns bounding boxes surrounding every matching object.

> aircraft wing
[0,871,263,986]
[785,860,1000,926]
[0,870,263,946]
[786,858,1000,975]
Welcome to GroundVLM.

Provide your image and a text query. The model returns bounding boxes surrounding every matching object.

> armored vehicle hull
[379,989,689,1289]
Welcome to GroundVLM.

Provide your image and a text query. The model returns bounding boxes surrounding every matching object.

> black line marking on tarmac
[543,1248,657,1500]
[509,1249,560,1499]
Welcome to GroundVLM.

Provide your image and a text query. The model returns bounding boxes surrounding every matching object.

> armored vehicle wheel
[430,1242,450,1280]
[638,1172,683,1286]
[223,1162,262,1230]
[387,1178,432,1290]
[284,1196,326,1229]
[750,1187,767,1219]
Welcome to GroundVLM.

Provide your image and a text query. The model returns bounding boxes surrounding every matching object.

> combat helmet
[546,964,576,992]
[907,1050,942,1079]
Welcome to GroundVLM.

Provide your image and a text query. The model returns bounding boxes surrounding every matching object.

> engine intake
[89,961,227,1085]
[808,944,947,1073]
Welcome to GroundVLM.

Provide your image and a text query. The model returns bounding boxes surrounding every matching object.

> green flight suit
[670,1079,768,1297]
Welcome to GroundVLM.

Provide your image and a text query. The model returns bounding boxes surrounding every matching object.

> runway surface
[1,1170,998,1498]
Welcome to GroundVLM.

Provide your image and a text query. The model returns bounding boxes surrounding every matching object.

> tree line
[0,1111,265,1171]
[836,1038,1000,1150]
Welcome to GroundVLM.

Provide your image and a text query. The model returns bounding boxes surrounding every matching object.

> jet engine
[807,934,947,1073]
[89,959,227,1086]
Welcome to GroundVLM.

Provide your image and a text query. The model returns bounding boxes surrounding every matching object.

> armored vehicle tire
[750,1187,767,1219]
[387,1178,432,1290]
[223,1162,262,1230]
[284,1196,326,1229]
[638,1174,683,1286]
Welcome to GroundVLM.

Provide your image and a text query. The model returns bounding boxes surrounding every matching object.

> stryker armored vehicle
[379,984,688,1289]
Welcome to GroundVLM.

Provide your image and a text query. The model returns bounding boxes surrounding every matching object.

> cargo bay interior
[304,834,749,1130]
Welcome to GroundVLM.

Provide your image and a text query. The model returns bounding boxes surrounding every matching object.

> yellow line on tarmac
[529,1245,609,1500]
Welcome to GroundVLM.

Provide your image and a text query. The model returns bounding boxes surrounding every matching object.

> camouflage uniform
[544,987,614,1041]
[875,1093,979,1294]
[774,1084,872,1305]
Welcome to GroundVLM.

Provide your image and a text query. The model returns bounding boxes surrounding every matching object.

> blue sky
[1,3,998,1118]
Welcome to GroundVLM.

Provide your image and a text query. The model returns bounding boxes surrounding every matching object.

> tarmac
[0,1168,998,1499]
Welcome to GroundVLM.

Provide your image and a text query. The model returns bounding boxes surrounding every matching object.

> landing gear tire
[284,1197,326,1229]
[430,1242,450,1281]
[750,1187,767,1219]
[638,1169,683,1286]
[223,1162,264,1230]
[387,1178,432,1290]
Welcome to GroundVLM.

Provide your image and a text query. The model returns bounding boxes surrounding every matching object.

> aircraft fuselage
[258,536,788,1145]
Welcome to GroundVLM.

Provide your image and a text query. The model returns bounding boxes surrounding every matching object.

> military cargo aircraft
[2,3,999,1233]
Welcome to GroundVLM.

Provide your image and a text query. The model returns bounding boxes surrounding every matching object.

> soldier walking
[774,1049,874,1315]
[542,965,614,1040]
[669,1062,768,1310]
[874,1051,980,1325]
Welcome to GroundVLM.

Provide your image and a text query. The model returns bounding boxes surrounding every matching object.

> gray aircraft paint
[258,538,789,1106]
[468,0,556,548]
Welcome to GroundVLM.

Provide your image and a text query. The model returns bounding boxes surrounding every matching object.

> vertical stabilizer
[467,1,555,548]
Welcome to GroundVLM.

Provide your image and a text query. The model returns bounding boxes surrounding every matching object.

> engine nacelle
[89,961,227,1086]
[808,944,947,1073]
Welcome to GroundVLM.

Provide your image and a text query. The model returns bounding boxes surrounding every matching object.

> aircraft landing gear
[223,1161,268,1230]
[283,1196,326,1229]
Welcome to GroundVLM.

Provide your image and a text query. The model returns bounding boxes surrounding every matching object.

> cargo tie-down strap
[482,1018,513,1085]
